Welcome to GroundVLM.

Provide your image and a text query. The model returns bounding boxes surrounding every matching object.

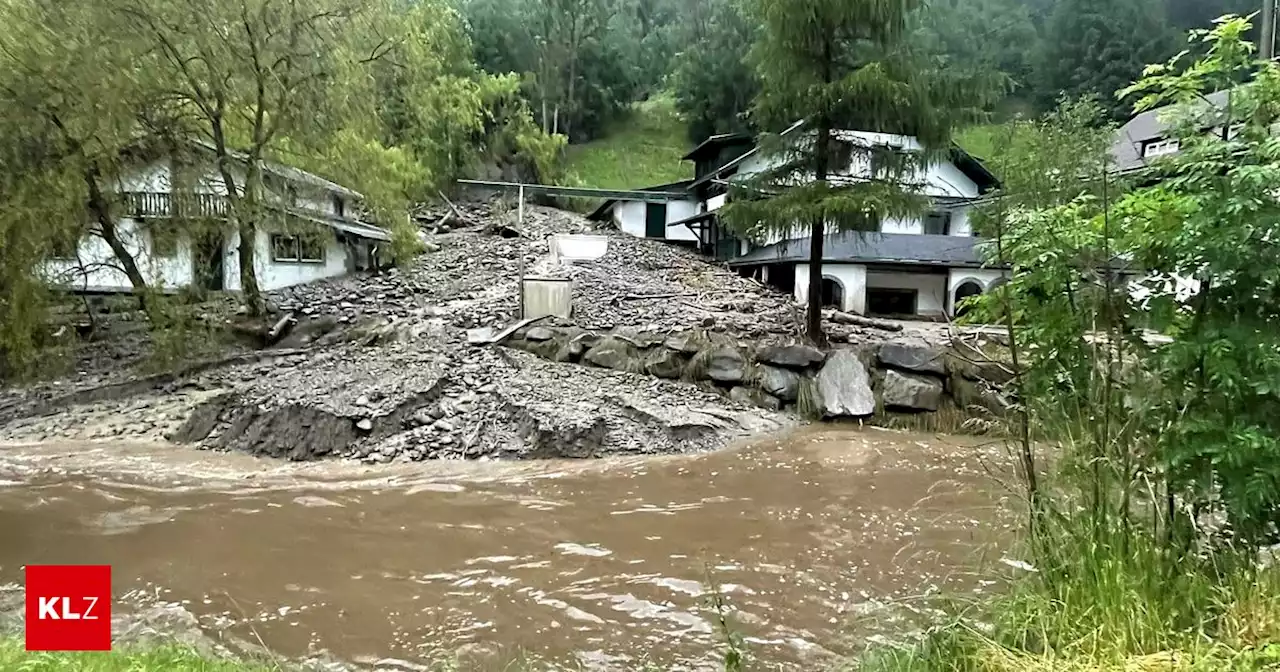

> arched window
[821,276,845,310]
[953,280,984,317]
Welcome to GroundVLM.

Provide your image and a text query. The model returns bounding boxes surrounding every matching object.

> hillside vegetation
[561,95,692,191]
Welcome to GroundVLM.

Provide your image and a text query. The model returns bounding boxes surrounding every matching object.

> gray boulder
[878,344,946,375]
[706,348,747,383]
[881,369,944,412]
[758,344,827,369]
[815,350,875,417]
[525,326,557,342]
[644,348,686,379]
[730,386,783,411]
[759,365,801,401]
[664,331,703,354]
[583,338,641,371]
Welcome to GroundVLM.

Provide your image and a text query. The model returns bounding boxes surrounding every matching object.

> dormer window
[1143,138,1180,158]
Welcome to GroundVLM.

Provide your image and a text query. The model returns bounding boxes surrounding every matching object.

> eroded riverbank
[0,428,1016,670]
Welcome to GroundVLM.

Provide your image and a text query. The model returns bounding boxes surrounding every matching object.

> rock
[881,369,944,412]
[644,348,686,379]
[758,344,827,369]
[356,418,374,433]
[664,331,702,355]
[815,350,875,417]
[758,366,801,401]
[705,348,747,384]
[878,344,946,376]
[951,376,1010,414]
[355,395,371,407]
[525,327,557,342]
[434,419,455,432]
[730,386,782,411]
[466,327,498,345]
[583,338,641,372]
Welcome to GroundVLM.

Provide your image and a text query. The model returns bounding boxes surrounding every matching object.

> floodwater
[0,429,1016,670]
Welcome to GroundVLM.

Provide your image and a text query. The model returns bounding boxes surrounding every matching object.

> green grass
[856,513,1280,672]
[0,640,272,671]
[561,93,692,191]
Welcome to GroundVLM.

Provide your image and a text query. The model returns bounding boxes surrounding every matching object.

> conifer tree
[1036,0,1175,117]
[723,0,995,343]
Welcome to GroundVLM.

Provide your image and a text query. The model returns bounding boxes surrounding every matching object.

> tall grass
[0,640,273,671]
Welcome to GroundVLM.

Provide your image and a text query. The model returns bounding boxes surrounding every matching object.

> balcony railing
[122,191,229,219]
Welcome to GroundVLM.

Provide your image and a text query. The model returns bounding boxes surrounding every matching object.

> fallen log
[830,311,905,332]
[265,312,297,347]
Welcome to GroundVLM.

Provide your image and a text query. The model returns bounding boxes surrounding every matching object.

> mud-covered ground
[1,201,979,465]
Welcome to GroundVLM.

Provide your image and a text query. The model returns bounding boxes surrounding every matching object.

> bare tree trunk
[807,118,832,346]
[83,167,150,310]
[210,114,265,317]
[50,114,151,310]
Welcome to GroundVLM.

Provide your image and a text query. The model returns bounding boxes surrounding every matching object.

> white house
[590,127,1005,319]
[45,143,390,295]
[586,181,702,245]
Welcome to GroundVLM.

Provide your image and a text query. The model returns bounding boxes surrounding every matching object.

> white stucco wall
[223,229,350,292]
[732,131,981,200]
[613,198,700,242]
[665,199,698,242]
[947,268,1008,314]
[867,270,948,316]
[795,263,867,315]
[43,219,195,292]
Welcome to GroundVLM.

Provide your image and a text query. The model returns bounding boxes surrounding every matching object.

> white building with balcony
[45,142,390,295]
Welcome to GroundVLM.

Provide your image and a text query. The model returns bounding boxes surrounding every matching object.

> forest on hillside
[457,0,1261,144]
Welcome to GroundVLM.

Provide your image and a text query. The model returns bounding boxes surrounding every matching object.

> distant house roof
[186,139,365,200]
[729,232,991,268]
[688,122,1000,194]
[1111,90,1231,173]
[681,133,753,161]
[586,180,695,221]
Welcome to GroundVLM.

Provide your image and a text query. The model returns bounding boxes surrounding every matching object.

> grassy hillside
[561,94,692,190]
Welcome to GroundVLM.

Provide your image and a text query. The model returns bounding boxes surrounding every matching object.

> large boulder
[644,348,686,379]
[878,344,946,376]
[758,344,827,370]
[815,350,875,417]
[664,331,703,355]
[730,386,782,411]
[583,337,641,372]
[706,348,747,383]
[759,365,801,401]
[881,369,944,412]
[525,326,557,342]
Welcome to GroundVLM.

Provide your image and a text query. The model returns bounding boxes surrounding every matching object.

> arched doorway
[952,280,984,317]
[821,276,845,310]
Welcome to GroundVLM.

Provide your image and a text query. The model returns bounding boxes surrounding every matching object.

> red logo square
[24,565,112,651]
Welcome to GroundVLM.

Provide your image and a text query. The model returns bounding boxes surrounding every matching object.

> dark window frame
[270,233,326,264]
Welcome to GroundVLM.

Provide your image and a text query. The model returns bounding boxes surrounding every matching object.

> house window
[1143,138,1180,158]
[867,288,918,317]
[333,195,345,218]
[50,234,79,260]
[923,212,952,236]
[270,234,325,263]
[149,222,180,258]
[298,235,325,262]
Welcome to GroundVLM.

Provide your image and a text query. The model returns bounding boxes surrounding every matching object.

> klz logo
[25,565,112,651]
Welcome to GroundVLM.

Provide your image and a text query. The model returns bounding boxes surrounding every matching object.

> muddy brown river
[0,428,1016,670]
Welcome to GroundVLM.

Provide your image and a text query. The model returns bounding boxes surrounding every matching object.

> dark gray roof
[729,232,990,268]
[1112,90,1230,172]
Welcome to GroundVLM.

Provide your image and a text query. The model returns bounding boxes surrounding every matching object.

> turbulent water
[0,428,1015,670]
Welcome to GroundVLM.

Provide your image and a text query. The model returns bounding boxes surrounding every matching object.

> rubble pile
[2,198,997,463]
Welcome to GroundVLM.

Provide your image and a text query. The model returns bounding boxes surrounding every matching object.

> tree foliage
[971,16,1280,548]
[723,0,998,343]
[1036,0,1177,118]
[671,0,758,143]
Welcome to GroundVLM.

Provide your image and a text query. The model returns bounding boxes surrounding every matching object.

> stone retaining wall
[503,325,1012,423]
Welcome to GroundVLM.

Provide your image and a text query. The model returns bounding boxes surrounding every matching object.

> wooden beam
[456,179,687,203]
